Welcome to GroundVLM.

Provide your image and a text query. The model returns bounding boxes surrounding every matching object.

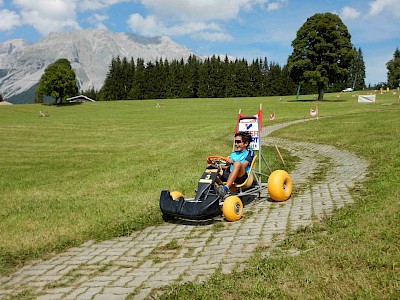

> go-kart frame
[159,105,292,222]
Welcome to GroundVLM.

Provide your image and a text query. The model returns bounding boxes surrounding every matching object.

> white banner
[238,119,259,150]
[358,95,376,103]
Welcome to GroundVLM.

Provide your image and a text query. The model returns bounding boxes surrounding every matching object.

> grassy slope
[159,96,400,298]
[0,97,281,272]
[1,93,399,299]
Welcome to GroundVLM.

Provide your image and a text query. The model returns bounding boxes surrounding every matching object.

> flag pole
[259,103,262,175]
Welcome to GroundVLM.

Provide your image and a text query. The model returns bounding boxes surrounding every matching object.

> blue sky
[1,0,399,86]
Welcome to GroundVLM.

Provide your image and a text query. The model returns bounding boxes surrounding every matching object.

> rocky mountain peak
[0,29,195,103]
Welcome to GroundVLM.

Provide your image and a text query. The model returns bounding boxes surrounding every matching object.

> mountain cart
[160,105,292,222]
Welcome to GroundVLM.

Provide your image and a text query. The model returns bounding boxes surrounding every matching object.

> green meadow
[1,91,399,297]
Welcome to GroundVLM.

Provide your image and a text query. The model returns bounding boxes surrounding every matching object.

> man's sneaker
[217,185,229,198]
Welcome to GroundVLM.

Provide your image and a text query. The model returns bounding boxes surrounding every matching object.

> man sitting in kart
[214,131,254,197]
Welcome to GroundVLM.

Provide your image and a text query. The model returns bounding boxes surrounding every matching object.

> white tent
[67,95,95,103]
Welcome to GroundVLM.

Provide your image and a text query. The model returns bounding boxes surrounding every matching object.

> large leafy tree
[35,59,78,104]
[287,13,356,100]
[387,48,400,89]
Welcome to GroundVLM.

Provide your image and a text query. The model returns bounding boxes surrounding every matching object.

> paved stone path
[0,120,369,300]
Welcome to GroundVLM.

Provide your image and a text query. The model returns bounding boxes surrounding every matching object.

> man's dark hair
[235,131,252,146]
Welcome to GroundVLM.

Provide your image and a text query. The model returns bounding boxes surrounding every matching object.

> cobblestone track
[0,120,369,300]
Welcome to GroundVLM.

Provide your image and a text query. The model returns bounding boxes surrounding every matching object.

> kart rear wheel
[170,191,183,200]
[267,170,292,201]
[222,196,243,222]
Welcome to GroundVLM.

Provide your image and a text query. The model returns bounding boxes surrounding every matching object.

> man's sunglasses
[234,140,243,144]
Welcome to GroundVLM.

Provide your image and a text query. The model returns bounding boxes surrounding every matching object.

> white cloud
[127,12,232,41]
[2,0,288,42]
[88,13,109,30]
[13,0,77,19]
[79,0,127,11]
[0,9,21,31]
[127,14,161,36]
[170,21,232,41]
[341,1,400,44]
[368,0,400,17]
[126,0,276,41]
[192,31,233,42]
[139,0,249,22]
[340,6,361,20]
[12,0,80,35]
[266,0,288,12]
[168,22,223,37]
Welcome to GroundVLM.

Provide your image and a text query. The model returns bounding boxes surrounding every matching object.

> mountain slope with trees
[97,55,303,101]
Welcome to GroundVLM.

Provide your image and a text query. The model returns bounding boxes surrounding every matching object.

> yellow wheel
[170,191,183,200]
[222,196,243,222]
[267,170,292,201]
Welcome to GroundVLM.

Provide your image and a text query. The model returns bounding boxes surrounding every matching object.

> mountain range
[0,29,196,104]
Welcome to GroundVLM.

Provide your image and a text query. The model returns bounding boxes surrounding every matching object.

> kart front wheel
[222,196,243,222]
[170,191,183,200]
[267,170,292,201]
[162,214,175,222]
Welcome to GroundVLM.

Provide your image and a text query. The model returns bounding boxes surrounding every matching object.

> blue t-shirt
[229,149,254,173]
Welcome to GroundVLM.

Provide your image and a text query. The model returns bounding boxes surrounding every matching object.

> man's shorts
[221,170,248,184]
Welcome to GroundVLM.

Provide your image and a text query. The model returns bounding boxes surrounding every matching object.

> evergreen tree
[249,58,263,96]
[198,58,211,98]
[120,57,133,99]
[348,47,366,90]
[208,55,224,97]
[223,56,236,97]
[154,58,167,99]
[112,56,125,100]
[129,58,145,99]
[261,57,270,95]
[281,65,297,96]
[184,55,200,98]
[163,59,172,98]
[387,48,400,89]
[127,58,136,99]
[98,53,308,101]
[166,59,182,98]
[234,59,250,97]
[144,61,157,99]
[264,62,282,96]
[178,58,188,98]
[102,56,124,100]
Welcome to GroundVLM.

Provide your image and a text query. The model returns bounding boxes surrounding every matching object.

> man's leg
[216,162,247,197]
[226,162,246,188]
